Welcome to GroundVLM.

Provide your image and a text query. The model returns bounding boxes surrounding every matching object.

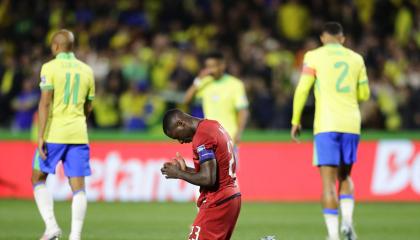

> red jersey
[192,119,240,208]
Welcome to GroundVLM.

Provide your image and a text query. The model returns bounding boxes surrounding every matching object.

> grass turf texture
[0,200,419,240]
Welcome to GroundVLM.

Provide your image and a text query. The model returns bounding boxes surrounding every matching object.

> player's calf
[34,186,61,240]
[69,177,87,240]
[319,166,340,239]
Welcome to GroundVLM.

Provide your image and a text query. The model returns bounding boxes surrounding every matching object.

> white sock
[70,190,87,240]
[33,182,59,233]
[340,195,355,228]
[323,209,339,239]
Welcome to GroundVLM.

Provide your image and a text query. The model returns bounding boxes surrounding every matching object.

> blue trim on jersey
[323,208,339,215]
[339,194,354,200]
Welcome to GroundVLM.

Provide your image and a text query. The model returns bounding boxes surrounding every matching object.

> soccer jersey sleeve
[194,131,217,164]
[291,52,316,125]
[87,68,95,100]
[357,59,370,102]
[195,76,213,90]
[195,76,213,98]
[234,81,249,110]
[39,63,54,91]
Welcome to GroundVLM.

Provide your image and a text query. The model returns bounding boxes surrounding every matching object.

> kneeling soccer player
[161,109,241,240]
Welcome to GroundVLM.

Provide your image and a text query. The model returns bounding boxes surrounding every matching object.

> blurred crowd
[0,0,419,132]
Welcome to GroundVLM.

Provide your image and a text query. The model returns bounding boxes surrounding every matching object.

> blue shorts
[313,132,360,166]
[32,143,91,177]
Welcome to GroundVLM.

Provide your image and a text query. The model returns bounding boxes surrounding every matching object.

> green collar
[214,74,228,83]
[56,52,76,60]
[325,43,342,48]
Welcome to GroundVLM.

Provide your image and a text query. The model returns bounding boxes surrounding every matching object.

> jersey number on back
[64,72,80,105]
[226,139,237,179]
[218,127,237,179]
[334,61,350,93]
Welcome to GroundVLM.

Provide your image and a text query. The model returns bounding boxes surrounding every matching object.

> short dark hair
[205,51,224,61]
[162,109,182,135]
[322,22,343,35]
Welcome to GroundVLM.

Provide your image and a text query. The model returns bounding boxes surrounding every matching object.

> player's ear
[319,34,325,44]
[340,36,346,44]
[51,43,58,54]
[176,119,185,127]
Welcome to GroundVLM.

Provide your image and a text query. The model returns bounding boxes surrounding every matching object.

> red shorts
[188,195,241,240]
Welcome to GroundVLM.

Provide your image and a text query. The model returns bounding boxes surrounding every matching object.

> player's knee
[30,175,37,185]
[338,174,350,182]
[322,179,336,192]
[338,165,352,181]
[68,177,85,192]
[322,190,338,206]
[31,170,46,185]
[323,187,337,199]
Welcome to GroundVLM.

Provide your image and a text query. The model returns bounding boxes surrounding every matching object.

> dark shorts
[32,143,91,177]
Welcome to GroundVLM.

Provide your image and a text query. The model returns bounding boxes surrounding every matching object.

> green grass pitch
[0,200,419,240]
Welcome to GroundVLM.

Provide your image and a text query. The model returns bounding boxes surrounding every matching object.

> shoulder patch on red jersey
[197,144,206,153]
[196,144,215,163]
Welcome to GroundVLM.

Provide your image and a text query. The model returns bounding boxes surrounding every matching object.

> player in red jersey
[161,109,241,240]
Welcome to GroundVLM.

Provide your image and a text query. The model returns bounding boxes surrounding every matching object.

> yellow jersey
[292,43,370,134]
[39,52,95,143]
[196,74,248,139]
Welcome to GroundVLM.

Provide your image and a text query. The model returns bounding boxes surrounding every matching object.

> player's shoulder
[224,74,245,87]
[75,59,94,75]
[338,47,365,68]
[41,58,57,70]
[197,119,218,132]
[303,47,322,60]
[306,47,321,55]
[224,74,241,82]
[346,48,364,63]
[193,120,218,141]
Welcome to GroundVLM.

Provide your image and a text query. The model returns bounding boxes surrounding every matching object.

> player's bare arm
[161,159,217,187]
[183,85,197,105]
[84,100,93,118]
[174,152,196,173]
[37,90,53,160]
[235,108,249,144]
[183,68,212,105]
[291,124,302,143]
